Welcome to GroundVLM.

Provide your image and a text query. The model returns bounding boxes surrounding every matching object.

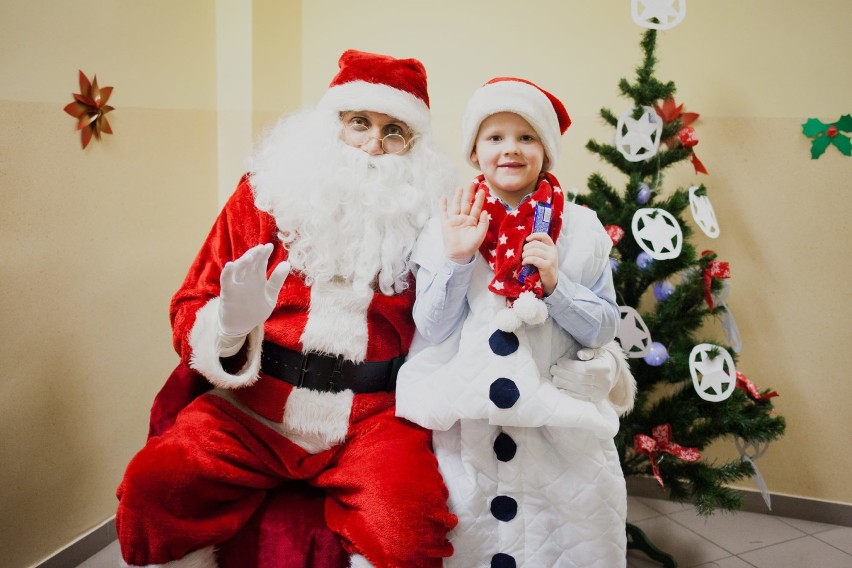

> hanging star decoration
[689,344,737,402]
[63,70,115,149]
[616,306,653,358]
[631,0,686,30]
[631,207,683,260]
[615,107,663,162]
[654,97,708,174]
[801,114,852,159]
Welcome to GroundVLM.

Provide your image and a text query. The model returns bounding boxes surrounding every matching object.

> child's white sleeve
[411,218,475,345]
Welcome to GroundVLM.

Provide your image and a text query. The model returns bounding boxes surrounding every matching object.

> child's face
[470,112,545,207]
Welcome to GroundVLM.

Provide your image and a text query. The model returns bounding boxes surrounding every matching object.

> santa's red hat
[317,49,432,135]
[462,77,571,170]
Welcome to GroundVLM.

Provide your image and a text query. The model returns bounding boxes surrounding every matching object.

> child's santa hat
[317,49,432,135]
[462,77,571,170]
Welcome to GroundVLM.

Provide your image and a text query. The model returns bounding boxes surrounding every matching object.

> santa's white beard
[249,109,455,295]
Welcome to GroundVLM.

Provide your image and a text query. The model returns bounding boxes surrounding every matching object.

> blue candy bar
[518,203,552,283]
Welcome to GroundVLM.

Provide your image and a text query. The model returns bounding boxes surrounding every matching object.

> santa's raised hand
[441,182,489,265]
[218,243,291,340]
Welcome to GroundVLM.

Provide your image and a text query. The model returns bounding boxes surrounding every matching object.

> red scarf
[477,172,565,303]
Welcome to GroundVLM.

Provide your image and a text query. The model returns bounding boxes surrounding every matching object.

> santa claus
[116,49,458,568]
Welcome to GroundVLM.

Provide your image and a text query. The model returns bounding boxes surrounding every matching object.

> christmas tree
[576,28,786,516]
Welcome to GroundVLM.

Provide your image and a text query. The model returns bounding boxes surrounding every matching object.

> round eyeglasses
[344,127,413,155]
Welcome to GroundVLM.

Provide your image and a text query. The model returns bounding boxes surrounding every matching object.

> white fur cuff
[188,298,264,389]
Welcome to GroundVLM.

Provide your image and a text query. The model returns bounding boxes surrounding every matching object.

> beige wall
[0,1,300,566]
[1,0,849,565]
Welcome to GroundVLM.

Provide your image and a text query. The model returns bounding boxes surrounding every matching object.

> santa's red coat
[117,177,455,567]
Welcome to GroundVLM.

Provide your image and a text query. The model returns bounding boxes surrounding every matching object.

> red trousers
[116,390,456,567]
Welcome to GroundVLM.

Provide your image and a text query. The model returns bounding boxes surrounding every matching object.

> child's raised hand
[441,182,489,264]
[522,233,558,296]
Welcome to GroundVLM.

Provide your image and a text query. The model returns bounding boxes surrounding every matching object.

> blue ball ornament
[653,280,675,301]
[637,183,653,205]
[637,251,654,270]
[609,257,620,273]
[643,341,669,366]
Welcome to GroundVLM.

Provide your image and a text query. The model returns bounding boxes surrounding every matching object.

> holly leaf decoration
[810,135,833,159]
[802,114,852,159]
[802,118,827,138]
[836,114,852,133]
[832,134,852,156]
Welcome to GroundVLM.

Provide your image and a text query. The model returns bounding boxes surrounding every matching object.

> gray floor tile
[631,515,731,566]
[628,495,665,522]
[636,495,695,515]
[668,508,806,554]
[777,514,843,535]
[739,535,852,568]
[814,525,852,555]
[691,557,756,568]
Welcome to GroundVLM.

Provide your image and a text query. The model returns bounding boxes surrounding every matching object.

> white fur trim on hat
[318,80,432,135]
[462,80,562,170]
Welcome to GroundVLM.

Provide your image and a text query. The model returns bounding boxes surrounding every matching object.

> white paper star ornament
[690,343,737,402]
[632,208,683,260]
[632,0,687,30]
[689,186,720,238]
[616,107,663,162]
[616,306,653,358]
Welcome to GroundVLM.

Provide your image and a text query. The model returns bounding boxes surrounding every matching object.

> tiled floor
[78,496,852,567]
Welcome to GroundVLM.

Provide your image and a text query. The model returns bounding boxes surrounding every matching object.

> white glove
[550,347,617,403]
[218,243,290,340]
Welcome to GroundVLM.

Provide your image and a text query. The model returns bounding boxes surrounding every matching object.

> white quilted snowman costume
[397,78,635,568]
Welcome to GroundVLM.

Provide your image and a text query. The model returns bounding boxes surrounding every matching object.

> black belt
[259,341,404,394]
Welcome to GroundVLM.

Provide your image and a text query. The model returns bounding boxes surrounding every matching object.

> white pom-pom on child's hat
[461,77,571,171]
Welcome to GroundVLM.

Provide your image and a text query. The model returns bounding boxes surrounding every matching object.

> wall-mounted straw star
[63,70,114,149]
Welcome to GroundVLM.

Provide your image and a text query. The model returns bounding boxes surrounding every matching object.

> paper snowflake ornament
[616,107,663,162]
[689,186,719,238]
[616,306,653,358]
[689,344,737,402]
[735,438,772,510]
[631,208,683,260]
[632,0,687,30]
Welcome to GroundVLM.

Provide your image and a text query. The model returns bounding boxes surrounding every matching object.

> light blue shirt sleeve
[544,262,620,348]
[413,257,475,345]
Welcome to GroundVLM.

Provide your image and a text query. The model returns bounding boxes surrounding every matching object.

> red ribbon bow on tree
[634,424,702,487]
[701,250,731,311]
[736,372,779,402]
[654,97,708,175]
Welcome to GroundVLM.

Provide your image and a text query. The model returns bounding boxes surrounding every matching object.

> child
[397,77,636,567]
